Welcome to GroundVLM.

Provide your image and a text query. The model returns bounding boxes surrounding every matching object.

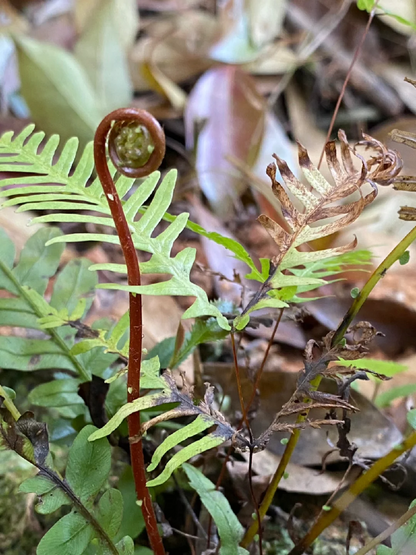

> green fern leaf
[0,126,229,330]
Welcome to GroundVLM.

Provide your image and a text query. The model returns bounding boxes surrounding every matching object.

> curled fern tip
[96,107,166,178]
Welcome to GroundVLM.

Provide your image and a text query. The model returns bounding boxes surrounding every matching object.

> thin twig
[317,0,380,169]
[355,503,416,555]
[288,430,416,555]
[231,332,263,554]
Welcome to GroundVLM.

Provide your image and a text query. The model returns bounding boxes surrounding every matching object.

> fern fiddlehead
[94,108,166,555]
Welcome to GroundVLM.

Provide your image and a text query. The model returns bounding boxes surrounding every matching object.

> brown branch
[94,108,166,555]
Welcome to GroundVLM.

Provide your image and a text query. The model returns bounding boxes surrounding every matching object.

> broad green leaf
[376,384,416,408]
[0,336,78,371]
[182,463,249,555]
[28,378,83,407]
[0,297,40,329]
[96,488,123,538]
[147,415,214,472]
[116,466,145,541]
[146,434,224,488]
[15,35,101,148]
[12,227,64,295]
[66,425,111,505]
[19,475,70,514]
[74,0,132,114]
[337,358,407,380]
[37,510,93,555]
[50,258,97,316]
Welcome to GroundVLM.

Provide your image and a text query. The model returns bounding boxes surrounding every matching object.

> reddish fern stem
[94,108,166,555]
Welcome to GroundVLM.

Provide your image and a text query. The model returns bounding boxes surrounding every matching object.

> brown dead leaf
[129,10,217,91]
[229,450,345,495]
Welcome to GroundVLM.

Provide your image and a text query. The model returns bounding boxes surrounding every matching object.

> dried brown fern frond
[388,127,416,221]
[237,131,402,328]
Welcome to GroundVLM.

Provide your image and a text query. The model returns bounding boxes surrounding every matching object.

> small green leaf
[20,476,71,514]
[88,393,164,441]
[356,0,375,11]
[66,425,111,505]
[170,318,229,368]
[322,505,331,511]
[399,251,410,265]
[337,358,407,380]
[0,335,79,372]
[1,386,16,400]
[96,488,123,538]
[182,463,249,555]
[37,510,93,555]
[116,536,135,555]
[280,438,289,445]
[28,379,83,407]
[350,287,360,298]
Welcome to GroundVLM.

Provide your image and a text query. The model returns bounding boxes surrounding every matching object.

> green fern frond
[0,125,229,330]
[89,358,238,486]
[0,227,118,382]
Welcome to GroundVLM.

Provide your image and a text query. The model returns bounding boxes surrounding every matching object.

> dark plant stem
[94,108,166,555]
